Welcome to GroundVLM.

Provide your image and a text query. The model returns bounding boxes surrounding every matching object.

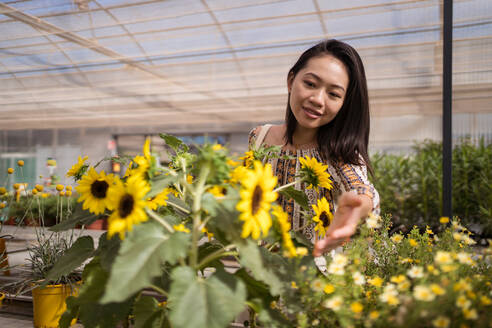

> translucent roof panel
[0,0,490,132]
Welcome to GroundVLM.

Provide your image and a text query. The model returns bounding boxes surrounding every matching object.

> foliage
[371,139,492,236]
[39,136,492,328]
[289,215,492,327]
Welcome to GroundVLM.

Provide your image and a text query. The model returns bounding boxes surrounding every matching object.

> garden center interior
[0,0,491,327]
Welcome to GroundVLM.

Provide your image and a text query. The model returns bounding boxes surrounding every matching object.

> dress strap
[255,124,272,149]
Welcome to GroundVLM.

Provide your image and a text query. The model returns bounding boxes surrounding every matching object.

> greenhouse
[0,0,491,327]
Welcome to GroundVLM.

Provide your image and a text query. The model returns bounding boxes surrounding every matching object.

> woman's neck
[292,125,318,146]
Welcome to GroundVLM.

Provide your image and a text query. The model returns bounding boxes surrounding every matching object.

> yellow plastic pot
[32,284,78,328]
[0,292,5,307]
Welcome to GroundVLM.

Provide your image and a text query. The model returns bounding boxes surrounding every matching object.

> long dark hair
[285,39,372,173]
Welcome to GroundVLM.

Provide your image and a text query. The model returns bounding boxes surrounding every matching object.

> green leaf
[237,240,285,296]
[44,236,94,285]
[292,231,313,249]
[159,133,189,153]
[96,233,121,272]
[169,267,247,328]
[101,221,190,303]
[134,295,164,328]
[147,174,178,198]
[60,259,134,328]
[278,186,310,211]
[201,193,219,217]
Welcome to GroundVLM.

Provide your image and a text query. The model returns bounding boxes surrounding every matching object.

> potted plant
[27,232,81,328]
[0,163,82,327]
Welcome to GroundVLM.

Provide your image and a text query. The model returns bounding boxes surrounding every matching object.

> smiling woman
[249,39,380,259]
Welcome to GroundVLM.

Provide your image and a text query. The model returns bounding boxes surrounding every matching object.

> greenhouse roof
[0,0,491,132]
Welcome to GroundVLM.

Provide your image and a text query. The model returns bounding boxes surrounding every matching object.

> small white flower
[407,266,424,279]
[323,296,343,311]
[332,253,348,267]
[432,316,450,328]
[413,285,435,302]
[457,252,473,265]
[366,213,381,229]
[352,271,366,285]
[327,263,345,275]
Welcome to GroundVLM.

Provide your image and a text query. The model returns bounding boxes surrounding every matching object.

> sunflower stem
[150,284,168,297]
[197,244,236,270]
[198,251,238,270]
[273,178,305,193]
[190,164,210,270]
[166,200,190,215]
[146,209,174,233]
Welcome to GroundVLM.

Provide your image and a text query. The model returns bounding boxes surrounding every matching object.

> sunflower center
[320,212,330,227]
[91,180,109,198]
[251,185,263,215]
[119,194,134,218]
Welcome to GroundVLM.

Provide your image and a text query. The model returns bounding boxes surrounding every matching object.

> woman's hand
[313,192,372,257]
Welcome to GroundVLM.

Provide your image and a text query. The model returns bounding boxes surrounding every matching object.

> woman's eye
[329,92,341,98]
[304,81,315,88]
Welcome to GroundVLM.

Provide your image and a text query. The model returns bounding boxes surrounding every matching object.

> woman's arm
[313,192,372,256]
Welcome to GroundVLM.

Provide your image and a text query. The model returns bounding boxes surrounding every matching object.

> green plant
[371,139,492,236]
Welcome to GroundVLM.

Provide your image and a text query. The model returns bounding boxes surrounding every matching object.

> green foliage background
[371,139,492,236]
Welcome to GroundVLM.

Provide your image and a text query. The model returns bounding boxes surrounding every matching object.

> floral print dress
[249,125,380,244]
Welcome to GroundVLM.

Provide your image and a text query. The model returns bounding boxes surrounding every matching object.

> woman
[248,39,380,257]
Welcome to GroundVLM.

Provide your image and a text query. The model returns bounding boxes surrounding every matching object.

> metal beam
[442,0,453,219]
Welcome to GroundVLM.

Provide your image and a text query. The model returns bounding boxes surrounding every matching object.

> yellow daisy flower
[107,175,150,240]
[236,161,278,240]
[272,205,297,258]
[311,197,333,237]
[350,301,363,313]
[173,224,190,233]
[76,167,117,214]
[299,156,333,191]
[66,156,89,180]
[368,276,384,288]
[324,284,335,294]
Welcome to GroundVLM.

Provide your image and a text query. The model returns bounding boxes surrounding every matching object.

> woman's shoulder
[249,124,285,147]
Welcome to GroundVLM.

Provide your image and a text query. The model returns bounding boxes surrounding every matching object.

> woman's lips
[302,106,322,119]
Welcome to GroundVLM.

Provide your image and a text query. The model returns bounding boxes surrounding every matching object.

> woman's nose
[309,91,324,108]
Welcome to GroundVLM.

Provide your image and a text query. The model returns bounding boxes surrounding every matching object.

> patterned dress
[249,126,380,244]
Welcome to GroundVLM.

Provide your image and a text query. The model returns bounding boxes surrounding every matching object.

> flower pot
[86,219,105,230]
[32,284,77,328]
[0,237,10,276]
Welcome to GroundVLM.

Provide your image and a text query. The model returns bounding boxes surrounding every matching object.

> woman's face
[288,55,349,131]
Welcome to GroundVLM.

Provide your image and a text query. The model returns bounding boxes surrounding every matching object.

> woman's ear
[287,72,294,93]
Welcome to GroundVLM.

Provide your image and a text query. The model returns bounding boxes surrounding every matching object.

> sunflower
[312,197,333,237]
[236,161,278,240]
[124,155,149,178]
[66,156,89,180]
[229,166,249,184]
[299,156,333,191]
[272,205,297,258]
[76,167,117,214]
[239,150,255,168]
[146,188,170,210]
[107,175,150,240]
